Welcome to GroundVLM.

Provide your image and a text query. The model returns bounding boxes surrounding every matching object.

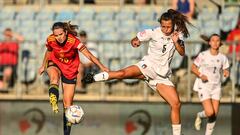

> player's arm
[133,29,153,48]
[191,63,208,82]
[172,31,185,56]
[223,56,230,78]
[171,0,178,10]
[80,48,109,72]
[39,50,51,75]
[187,0,195,18]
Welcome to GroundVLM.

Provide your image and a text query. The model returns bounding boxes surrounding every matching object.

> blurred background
[0,0,239,135]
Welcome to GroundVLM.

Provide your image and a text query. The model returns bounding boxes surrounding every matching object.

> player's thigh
[46,66,61,80]
[156,84,180,107]
[211,99,220,115]
[117,65,142,78]
[201,99,215,116]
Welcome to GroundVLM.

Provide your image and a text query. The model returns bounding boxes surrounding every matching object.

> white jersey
[193,50,229,87]
[137,27,184,77]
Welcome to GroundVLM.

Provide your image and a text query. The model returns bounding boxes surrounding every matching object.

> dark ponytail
[158,9,193,38]
[51,21,78,36]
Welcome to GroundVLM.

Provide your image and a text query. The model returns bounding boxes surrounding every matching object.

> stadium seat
[16,9,35,20]
[35,10,55,21]
[99,20,119,30]
[79,20,99,31]
[123,43,143,59]
[1,20,19,30]
[185,43,202,57]
[86,32,100,41]
[20,20,38,28]
[220,7,239,32]
[115,8,135,21]
[55,10,75,22]
[0,9,15,20]
[101,42,120,59]
[201,20,220,36]
[95,9,115,21]
[135,8,156,22]
[118,20,140,39]
[75,7,95,21]
[138,20,159,31]
[101,31,119,41]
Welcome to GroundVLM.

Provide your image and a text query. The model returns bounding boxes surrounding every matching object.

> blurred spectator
[172,0,195,20]
[69,0,95,4]
[0,28,24,91]
[125,0,151,4]
[76,30,99,93]
[226,18,240,88]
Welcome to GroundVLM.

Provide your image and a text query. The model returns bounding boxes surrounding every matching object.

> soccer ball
[65,105,84,124]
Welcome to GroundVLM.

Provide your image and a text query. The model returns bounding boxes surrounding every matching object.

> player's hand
[38,66,45,75]
[200,74,208,82]
[223,70,230,78]
[171,31,179,43]
[131,37,140,48]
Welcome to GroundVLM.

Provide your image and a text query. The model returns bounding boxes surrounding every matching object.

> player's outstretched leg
[195,111,206,130]
[63,109,72,135]
[82,72,109,84]
[48,84,59,113]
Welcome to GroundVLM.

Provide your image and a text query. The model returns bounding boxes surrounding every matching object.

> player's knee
[205,110,215,117]
[49,77,59,84]
[208,114,217,123]
[171,101,181,110]
[118,70,126,79]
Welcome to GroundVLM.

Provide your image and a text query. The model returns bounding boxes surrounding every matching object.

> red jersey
[227,29,240,53]
[46,34,86,79]
[0,41,19,66]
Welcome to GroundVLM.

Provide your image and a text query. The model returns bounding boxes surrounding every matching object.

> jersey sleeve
[136,29,154,42]
[45,35,54,51]
[74,39,86,52]
[223,55,230,69]
[193,52,203,67]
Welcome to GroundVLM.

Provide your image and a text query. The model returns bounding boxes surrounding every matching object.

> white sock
[205,122,216,135]
[198,111,206,118]
[93,72,109,81]
[172,124,181,135]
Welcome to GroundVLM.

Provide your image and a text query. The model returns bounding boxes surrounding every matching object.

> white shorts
[135,59,174,91]
[194,79,222,101]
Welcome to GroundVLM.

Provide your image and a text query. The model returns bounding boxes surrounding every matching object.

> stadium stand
[0,0,239,102]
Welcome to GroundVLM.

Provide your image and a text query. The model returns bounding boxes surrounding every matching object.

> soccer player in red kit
[38,22,108,135]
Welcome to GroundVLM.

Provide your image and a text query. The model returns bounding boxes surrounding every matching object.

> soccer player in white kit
[191,34,230,135]
[82,9,192,135]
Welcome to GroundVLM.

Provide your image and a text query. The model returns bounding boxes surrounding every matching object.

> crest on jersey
[141,64,147,69]
[140,31,146,37]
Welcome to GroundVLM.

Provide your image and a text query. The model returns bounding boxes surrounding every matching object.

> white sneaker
[194,114,202,131]
[94,72,109,81]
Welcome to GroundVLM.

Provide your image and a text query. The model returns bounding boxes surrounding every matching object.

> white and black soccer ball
[65,105,84,124]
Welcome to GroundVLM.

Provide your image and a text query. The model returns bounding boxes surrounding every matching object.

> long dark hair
[51,21,78,36]
[201,33,222,45]
[158,9,193,38]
